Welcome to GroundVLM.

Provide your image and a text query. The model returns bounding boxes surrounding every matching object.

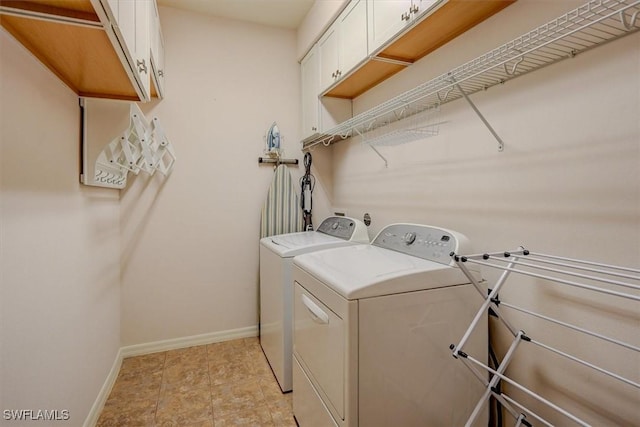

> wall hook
[504,55,524,76]
[393,107,408,121]
[437,86,454,102]
[620,9,640,30]
[365,119,377,132]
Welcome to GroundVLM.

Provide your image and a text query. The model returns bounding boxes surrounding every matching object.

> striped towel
[260,164,303,238]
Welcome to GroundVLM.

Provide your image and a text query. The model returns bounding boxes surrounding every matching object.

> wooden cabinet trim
[0,0,155,101]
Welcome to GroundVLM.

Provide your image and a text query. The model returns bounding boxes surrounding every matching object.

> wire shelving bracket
[356,103,443,167]
[449,248,640,426]
[301,0,640,152]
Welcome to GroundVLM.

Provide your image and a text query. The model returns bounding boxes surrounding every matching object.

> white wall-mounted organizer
[302,0,640,153]
[81,98,175,189]
[449,248,640,426]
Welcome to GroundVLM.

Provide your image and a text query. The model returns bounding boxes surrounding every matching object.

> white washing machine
[292,223,488,427]
[260,216,369,393]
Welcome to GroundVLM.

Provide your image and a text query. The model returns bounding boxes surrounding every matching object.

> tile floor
[96,337,297,426]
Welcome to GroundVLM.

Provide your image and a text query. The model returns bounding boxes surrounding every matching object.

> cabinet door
[90,0,152,101]
[153,30,165,97]
[318,24,339,93]
[113,0,150,100]
[132,0,151,100]
[301,46,320,140]
[105,0,118,21]
[150,0,165,98]
[367,0,412,54]
[338,0,368,76]
[116,0,136,56]
[411,0,442,21]
[101,0,151,101]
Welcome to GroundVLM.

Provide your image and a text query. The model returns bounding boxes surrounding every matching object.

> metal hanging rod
[463,253,640,291]
[302,0,640,151]
[465,251,640,281]
[460,257,640,300]
[258,157,298,165]
[500,301,640,353]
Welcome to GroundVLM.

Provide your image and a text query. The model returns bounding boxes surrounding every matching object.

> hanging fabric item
[300,152,315,231]
[260,164,303,238]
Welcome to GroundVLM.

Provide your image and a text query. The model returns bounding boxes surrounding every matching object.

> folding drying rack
[449,248,640,426]
[92,103,176,189]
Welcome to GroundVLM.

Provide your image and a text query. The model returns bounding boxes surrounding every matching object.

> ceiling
[157,0,315,30]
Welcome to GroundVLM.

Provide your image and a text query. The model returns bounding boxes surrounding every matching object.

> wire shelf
[302,0,640,150]
[363,126,440,147]
[361,104,441,147]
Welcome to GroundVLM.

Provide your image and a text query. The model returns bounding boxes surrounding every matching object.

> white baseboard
[83,348,123,427]
[119,325,259,358]
[83,325,259,426]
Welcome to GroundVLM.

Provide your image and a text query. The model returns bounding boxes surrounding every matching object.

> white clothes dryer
[292,223,488,427]
[259,216,369,392]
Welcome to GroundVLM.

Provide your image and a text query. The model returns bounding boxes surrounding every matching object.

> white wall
[0,31,121,425]
[119,7,332,346]
[312,0,639,424]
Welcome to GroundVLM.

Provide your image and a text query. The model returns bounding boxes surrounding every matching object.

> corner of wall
[296,0,349,61]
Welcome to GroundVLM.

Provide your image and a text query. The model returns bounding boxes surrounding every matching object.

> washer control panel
[317,216,359,240]
[373,223,467,264]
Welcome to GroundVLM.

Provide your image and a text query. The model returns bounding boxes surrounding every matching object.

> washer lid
[260,216,369,257]
[261,231,354,257]
[293,244,480,300]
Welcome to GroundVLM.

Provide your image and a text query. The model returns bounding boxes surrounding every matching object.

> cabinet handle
[137,59,148,74]
[331,71,336,78]
[401,12,410,21]
[337,70,342,77]
[312,127,317,131]
[158,70,164,77]
[410,4,419,14]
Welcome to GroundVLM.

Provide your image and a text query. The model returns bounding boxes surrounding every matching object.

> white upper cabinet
[367,0,411,54]
[368,0,441,55]
[338,0,368,77]
[298,0,513,107]
[301,45,320,140]
[92,0,152,101]
[302,43,353,140]
[106,0,119,20]
[318,0,368,93]
[318,24,339,93]
[138,1,151,99]
[150,0,165,98]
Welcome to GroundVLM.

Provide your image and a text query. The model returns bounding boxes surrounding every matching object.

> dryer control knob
[403,232,417,245]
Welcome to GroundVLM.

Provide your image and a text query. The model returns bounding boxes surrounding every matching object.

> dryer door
[294,283,345,419]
